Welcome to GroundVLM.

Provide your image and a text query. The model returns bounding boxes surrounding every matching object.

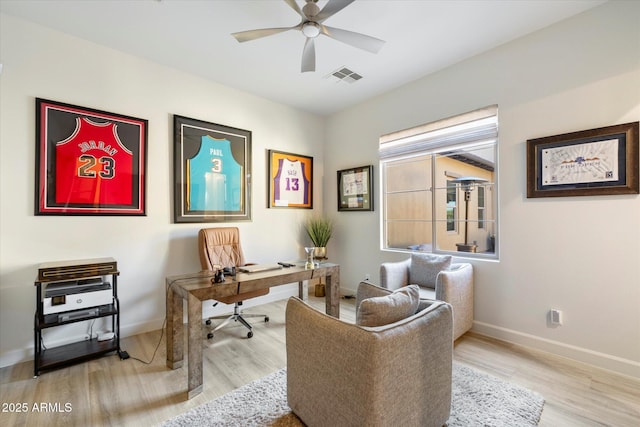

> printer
[43,278,113,315]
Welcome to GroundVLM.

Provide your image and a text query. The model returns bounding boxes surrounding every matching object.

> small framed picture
[337,165,373,211]
[268,150,313,208]
[526,122,638,198]
[35,98,148,215]
[173,115,252,222]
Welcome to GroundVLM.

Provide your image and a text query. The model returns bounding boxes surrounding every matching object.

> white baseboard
[472,321,640,379]
[1,348,32,370]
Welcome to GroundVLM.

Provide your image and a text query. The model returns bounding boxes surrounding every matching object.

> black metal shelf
[39,303,117,328]
[34,258,122,377]
[38,337,119,373]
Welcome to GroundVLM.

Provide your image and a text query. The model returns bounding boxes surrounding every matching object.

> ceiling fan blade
[315,0,355,23]
[301,37,316,73]
[320,25,385,53]
[232,25,299,43]
[284,0,305,19]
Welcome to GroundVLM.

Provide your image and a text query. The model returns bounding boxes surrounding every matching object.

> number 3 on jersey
[211,158,222,173]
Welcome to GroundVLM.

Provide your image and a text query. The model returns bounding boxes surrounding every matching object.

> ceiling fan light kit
[302,22,321,38]
[231,0,385,73]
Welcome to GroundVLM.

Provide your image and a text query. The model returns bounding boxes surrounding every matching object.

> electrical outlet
[549,309,563,326]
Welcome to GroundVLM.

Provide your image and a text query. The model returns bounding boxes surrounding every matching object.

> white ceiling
[1,0,606,116]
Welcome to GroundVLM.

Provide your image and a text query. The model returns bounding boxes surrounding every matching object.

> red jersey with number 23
[55,118,133,205]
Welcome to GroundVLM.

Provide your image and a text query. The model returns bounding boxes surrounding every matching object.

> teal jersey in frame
[187,135,242,211]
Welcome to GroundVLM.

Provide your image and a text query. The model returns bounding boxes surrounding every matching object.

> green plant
[305,216,333,247]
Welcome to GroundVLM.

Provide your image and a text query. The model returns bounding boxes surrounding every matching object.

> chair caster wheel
[265,316,270,323]
[205,319,212,325]
[247,331,253,338]
[207,332,214,339]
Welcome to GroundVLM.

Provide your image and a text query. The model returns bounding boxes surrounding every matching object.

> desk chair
[198,227,269,339]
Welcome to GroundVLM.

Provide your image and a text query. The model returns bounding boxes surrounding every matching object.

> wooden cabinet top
[37,257,118,282]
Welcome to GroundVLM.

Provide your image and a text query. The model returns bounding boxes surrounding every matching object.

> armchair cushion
[356,280,392,302]
[356,285,420,327]
[410,253,452,288]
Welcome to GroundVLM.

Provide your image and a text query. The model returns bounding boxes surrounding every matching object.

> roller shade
[379,105,498,159]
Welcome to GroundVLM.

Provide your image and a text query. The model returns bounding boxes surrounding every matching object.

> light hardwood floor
[1,296,638,426]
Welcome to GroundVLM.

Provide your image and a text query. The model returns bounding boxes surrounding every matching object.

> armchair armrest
[379,258,411,290]
[436,263,474,340]
[286,297,453,427]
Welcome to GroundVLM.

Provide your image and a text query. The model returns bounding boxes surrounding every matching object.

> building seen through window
[379,106,498,258]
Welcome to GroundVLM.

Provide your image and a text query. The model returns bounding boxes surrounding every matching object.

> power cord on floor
[120,278,180,364]
[118,317,166,365]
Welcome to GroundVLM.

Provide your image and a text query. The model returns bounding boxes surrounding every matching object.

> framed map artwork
[527,122,638,198]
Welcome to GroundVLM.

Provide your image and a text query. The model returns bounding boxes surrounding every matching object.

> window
[477,186,485,230]
[446,179,457,232]
[379,106,498,257]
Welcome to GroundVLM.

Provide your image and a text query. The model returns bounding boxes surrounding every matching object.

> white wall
[0,14,325,367]
[324,1,640,377]
[1,1,639,379]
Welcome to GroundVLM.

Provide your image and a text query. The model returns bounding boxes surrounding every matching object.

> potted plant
[305,216,333,260]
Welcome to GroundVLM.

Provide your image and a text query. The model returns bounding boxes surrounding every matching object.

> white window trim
[379,105,499,260]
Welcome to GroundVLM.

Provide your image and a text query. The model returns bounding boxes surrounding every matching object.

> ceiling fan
[231,0,385,73]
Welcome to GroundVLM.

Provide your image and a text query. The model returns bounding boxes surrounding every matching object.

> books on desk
[237,263,283,273]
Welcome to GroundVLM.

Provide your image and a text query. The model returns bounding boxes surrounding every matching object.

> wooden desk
[165,263,340,399]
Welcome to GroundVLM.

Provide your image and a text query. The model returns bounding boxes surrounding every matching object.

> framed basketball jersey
[174,115,252,223]
[268,150,313,209]
[35,98,148,215]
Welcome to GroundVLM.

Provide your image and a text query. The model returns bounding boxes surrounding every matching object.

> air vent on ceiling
[326,67,363,83]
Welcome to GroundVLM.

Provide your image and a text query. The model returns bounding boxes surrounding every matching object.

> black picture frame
[173,115,251,222]
[35,98,148,215]
[526,122,638,198]
[267,149,313,209]
[337,165,374,211]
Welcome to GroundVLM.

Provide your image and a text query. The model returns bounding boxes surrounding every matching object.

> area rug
[162,363,544,426]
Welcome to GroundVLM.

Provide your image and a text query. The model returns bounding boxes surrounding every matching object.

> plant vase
[313,246,327,260]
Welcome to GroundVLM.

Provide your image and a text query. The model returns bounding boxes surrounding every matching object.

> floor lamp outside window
[453,176,487,253]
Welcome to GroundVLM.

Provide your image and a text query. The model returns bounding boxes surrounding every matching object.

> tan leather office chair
[198,227,269,339]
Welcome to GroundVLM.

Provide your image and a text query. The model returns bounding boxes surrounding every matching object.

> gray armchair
[286,281,453,427]
[380,254,473,340]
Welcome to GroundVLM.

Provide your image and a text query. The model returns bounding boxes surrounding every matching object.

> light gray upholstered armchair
[380,254,473,340]
[286,281,453,427]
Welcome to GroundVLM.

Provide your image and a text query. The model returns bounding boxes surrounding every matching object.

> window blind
[379,105,498,159]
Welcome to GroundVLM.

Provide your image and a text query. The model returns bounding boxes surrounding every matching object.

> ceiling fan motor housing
[303,1,320,19]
